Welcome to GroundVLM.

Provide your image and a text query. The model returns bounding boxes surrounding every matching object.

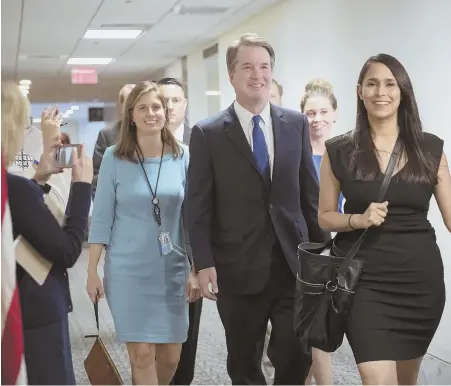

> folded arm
[8,175,91,268]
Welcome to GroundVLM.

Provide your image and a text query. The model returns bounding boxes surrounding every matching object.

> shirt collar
[173,122,185,141]
[234,100,271,126]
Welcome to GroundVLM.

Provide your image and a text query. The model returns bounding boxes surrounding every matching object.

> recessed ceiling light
[67,57,113,65]
[205,90,221,96]
[66,110,74,115]
[19,79,32,85]
[83,29,142,39]
[70,105,80,111]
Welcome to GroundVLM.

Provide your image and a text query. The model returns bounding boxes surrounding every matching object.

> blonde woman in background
[299,78,340,385]
[2,82,93,384]
[87,81,200,385]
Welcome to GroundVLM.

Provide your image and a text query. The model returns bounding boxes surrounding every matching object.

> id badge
[159,232,173,256]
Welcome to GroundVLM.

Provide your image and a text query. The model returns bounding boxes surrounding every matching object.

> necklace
[375,148,392,154]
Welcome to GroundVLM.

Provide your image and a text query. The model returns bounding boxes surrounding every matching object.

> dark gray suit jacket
[181,122,192,144]
[92,121,121,200]
[187,103,330,294]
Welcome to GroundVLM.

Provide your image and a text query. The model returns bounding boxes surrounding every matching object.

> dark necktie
[252,115,270,182]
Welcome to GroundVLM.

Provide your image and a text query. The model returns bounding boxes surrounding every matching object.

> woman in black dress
[318,54,451,385]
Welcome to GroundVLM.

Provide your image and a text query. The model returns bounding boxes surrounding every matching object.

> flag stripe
[2,156,27,385]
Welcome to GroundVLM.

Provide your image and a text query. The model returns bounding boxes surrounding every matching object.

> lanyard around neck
[138,146,164,227]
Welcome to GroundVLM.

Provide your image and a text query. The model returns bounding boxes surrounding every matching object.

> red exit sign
[71,68,98,84]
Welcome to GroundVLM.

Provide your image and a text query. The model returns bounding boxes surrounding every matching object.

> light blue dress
[89,145,190,343]
[312,154,345,213]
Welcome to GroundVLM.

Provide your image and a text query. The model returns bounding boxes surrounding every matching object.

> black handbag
[294,137,401,353]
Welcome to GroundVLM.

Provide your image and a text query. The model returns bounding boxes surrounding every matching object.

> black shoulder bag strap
[337,136,402,281]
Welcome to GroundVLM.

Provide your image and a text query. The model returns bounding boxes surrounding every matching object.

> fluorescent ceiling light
[66,110,74,115]
[19,79,32,85]
[84,29,142,39]
[33,118,41,123]
[67,57,113,65]
[70,105,80,111]
[205,90,221,96]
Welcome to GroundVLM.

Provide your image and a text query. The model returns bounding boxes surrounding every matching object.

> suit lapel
[270,105,286,185]
[224,104,264,181]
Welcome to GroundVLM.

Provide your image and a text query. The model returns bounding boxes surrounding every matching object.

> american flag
[1,156,27,385]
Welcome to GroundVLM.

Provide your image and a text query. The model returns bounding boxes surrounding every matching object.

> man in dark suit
[92,83,135,200]
[158,77,201,386]
[187,33,330,385]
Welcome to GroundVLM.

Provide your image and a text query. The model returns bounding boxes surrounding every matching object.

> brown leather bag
[84,302,123,385]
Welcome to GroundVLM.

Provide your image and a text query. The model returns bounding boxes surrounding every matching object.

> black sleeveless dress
[325,132,446,363]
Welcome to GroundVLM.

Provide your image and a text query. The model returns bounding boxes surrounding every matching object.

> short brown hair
[226,33,275,74]
[272,79,283,97]
[115,81,182,163]
[60,132,71,145]
[117,84,136,114]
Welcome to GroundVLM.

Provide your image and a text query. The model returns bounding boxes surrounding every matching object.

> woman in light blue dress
[300,78,341,385]
[86,81,201,385]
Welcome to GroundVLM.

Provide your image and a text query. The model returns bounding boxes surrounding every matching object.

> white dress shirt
[173,123,185,142]
[233,101,274,177]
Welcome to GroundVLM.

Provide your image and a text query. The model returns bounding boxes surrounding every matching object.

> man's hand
[186,270,202,303]
[198,267,218,301]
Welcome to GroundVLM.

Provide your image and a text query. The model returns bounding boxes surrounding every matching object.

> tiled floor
[68,247,450,385]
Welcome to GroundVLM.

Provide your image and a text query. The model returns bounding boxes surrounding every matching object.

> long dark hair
[350,54,436,184]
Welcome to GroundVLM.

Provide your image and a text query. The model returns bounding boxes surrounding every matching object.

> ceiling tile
[17,57,68,76]
[181,0,244,8]
[1,0,23,74]
[20,0,103,57]
[91,0,178,26]
[72,38,134,57]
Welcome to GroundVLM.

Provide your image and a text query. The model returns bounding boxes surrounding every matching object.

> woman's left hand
[33,135,63,185]
[186,270,202,303]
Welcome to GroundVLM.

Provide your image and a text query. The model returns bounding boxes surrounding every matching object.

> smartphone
[53,144,81,168]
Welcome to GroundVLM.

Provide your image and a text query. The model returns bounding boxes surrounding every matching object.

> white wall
[163,59,183,79]
[173,0,451,365]
[186,51,208,126]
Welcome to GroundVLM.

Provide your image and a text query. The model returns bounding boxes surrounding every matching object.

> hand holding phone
[41,106,62,152]
[70,144,94,184]
[53,144,82,168]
